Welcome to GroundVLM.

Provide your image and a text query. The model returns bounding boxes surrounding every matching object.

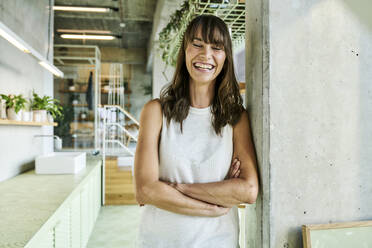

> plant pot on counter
[7,108,23,121]
[22,111,33,122]
[0,99,7,119]
[47,113,54,123]
[33,110,47,122]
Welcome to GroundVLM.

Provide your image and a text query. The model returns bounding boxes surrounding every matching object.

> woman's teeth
[194,62,214,70]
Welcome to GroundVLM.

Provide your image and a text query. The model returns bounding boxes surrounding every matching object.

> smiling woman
[134,15,259,248]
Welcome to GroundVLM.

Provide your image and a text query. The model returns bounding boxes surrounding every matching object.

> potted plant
[0,94,27,121]
[31,92,62,122]
[55,104,73,147]
[46,99,63,123]
[22,99,33,122]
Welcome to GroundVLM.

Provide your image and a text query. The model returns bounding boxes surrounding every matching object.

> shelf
[59,90,87,93]
[0,119,57,126]
[101,89,132,94]
[60,89,132,94]
[72,104,88,107]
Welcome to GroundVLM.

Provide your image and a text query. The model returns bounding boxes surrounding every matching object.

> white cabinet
[25,163,101,248]
[80,183,90,247]
[37,229,54,248]
[71,195,81,248]
[55,208,71,248]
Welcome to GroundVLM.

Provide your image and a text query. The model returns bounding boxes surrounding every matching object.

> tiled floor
[87,205,142,248]
[88,205,246,248]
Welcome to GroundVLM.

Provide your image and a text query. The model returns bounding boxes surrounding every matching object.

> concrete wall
[130,65,152,121]
[246,0,372,247]
[0,0,54,182]
[234,46,245,83]
[245,0,270,247]
[149,0,182,99]
[152,50,175,99]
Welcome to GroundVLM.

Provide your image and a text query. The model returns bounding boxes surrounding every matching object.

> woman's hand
[225,158,241,179]
[165,181,230,217]
[209,204,231,217]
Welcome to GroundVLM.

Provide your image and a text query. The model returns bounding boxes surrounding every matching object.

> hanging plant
[158,0,246,66]
[158,0,196,66]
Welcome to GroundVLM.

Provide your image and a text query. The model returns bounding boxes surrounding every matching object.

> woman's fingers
[231,161,241,178]
[217,206,231,216]
[228,159,235,175]
[233,169,240,178]
[225,158,241,179]
[228,158,239,177]
[210,205,231,216]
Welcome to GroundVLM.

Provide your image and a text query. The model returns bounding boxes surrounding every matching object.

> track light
[57,29,112,34]
[0,21,64,77]
[61,34,116,40]
[39,61,64,78]
[53,6,111,13]
[0,22,31,53]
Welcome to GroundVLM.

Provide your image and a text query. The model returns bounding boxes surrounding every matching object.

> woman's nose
[200,45,213,58]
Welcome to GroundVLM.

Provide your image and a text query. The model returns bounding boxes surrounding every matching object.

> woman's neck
[189,79,215,108]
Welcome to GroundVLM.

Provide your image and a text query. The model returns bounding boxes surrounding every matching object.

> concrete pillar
[152,49,175,99]
[245,0,270,247]
[148,0,182,99]
[246,0,372,247]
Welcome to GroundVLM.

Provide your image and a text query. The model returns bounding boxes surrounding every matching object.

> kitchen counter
[0,155,102,247]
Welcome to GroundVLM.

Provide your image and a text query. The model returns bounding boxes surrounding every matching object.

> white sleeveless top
[136,106,239,248]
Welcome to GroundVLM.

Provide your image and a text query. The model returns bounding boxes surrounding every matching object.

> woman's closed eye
[212,44,223,51]
[193,43,202,48]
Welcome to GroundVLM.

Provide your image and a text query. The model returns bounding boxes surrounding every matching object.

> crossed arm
[134,99,259,217]
[165,111,259,208]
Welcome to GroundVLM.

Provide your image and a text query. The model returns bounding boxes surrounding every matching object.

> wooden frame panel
[302,220,372,248]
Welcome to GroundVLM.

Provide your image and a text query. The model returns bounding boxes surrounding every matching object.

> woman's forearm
[174,178,258,208]
[135,181,229,217]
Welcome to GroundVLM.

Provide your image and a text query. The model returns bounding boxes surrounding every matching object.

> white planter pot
[7,108,23,121]
[22,111,33,122]
[0,99,7,119]
[33,110,47,122]
[47,113,54,123]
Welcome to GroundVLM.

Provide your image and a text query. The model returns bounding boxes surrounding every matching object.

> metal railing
[101,104,139,205]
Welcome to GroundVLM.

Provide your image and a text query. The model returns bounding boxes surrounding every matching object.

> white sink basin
[35,152,86,174]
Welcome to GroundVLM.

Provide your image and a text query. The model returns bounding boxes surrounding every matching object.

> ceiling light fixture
[0,21,64,77]
[57,29,112,34]
[0,22,31,53]
[39,61,64,78]
[53,6,111,13]
[61,34,116,40]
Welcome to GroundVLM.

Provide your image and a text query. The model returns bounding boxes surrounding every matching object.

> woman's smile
[185,34,226,85]
[193,62,216,71]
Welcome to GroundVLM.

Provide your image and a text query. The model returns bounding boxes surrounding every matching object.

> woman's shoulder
[143,98,162,111]
[232,107,248,129]
[141,98,163,122]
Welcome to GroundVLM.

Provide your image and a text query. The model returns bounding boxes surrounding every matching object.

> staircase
[105,157,137,205]
[101,105,139,205]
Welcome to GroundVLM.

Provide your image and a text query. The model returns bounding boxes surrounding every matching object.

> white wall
[246,0,372,247]
[0,0,54,182]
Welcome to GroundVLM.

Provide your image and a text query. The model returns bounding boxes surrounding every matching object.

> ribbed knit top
[136,106,239,248]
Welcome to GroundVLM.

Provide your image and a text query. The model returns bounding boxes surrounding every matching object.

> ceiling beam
[100,47,145,64]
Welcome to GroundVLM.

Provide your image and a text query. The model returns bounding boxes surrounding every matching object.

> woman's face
[185,30,226,86]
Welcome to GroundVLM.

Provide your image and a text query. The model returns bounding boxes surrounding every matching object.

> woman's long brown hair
[160,15,244,135]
